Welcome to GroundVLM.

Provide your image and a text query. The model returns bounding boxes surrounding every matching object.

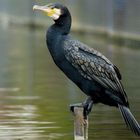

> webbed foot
[70,97,93,119]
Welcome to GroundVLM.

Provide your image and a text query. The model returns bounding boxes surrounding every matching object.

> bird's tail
[118,104,140,136]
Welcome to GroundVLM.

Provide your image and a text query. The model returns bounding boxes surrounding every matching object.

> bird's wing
[63,39,128,102]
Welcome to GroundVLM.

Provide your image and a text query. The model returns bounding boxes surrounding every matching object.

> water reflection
[0,92,63,140]
[0,25,139,140]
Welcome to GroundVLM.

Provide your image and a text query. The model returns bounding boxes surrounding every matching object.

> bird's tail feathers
[118,104,140,136]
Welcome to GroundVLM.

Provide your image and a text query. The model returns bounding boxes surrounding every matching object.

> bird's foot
[70,103,83,113]
[70,103,87,125]
[70,98,93,119]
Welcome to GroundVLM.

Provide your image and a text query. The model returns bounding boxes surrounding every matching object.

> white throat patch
[51,8,61,20]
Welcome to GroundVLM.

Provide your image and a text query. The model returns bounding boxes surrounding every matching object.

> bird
[33,3,140,136]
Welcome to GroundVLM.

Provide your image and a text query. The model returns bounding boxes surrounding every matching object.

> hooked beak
[33,5,51,14]
[33,4,61,20]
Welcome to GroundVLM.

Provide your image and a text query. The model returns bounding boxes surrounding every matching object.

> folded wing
[64,38,128,105]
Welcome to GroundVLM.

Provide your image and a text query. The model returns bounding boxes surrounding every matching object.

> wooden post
[71,105,88,140]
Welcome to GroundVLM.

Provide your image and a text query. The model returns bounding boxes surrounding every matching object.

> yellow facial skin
[33,5,61,20]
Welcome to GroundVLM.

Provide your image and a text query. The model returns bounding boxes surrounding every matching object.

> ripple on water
[0,95,63,140]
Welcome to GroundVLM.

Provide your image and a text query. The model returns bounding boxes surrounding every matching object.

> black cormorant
[33,3,140,136]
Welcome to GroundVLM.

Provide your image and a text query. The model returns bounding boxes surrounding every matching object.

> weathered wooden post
[71,104,88,140]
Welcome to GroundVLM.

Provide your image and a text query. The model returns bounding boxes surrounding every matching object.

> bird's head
[33,3,71,34]
[33,3,68,21]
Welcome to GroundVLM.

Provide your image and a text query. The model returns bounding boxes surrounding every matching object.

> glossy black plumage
[46,3,128,107]
[63,38,129,106]
[35,3,140,136]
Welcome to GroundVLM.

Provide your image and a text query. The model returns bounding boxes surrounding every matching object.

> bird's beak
[33,4,61,20]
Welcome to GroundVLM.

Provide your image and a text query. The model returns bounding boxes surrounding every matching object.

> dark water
[0,25,140,140]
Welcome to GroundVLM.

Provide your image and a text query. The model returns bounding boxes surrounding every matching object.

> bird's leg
[82,97,93,119]
[70,97,93,119]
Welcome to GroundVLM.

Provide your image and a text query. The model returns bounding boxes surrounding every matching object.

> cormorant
[33,3,140,136]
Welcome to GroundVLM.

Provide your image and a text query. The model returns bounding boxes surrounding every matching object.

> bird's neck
[46,13,71,58]
[53,13,72,35]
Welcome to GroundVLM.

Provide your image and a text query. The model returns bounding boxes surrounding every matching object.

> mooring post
[71,105,88,140]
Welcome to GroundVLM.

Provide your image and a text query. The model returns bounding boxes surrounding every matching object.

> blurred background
[0,0,140,140]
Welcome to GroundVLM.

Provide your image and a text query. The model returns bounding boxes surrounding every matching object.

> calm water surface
[0,25,140,140]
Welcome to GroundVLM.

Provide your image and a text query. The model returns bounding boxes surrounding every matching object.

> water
[0,24,140,140]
